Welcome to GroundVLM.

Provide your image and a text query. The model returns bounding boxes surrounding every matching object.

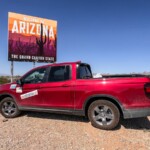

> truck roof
[30,61,83,70]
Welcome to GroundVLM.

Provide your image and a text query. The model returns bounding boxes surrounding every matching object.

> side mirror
[16,79,23,86]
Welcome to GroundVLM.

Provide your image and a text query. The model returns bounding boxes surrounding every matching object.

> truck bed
[102,74,149,78]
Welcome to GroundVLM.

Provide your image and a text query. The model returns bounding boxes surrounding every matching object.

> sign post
[11,61,13,83]
[33,61,35,68]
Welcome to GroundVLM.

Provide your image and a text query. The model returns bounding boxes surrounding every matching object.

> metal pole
[33,61,35,68]
[11,61,14,83]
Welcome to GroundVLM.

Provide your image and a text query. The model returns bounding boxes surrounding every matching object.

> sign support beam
[11,61,14,83]
[33,61,35,68]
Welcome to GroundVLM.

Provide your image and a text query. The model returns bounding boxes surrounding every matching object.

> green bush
[0,76,10,84]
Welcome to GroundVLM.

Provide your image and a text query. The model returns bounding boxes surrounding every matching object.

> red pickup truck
[0,61,150,130]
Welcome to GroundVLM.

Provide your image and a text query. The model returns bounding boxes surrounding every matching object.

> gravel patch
[0,112,150,150]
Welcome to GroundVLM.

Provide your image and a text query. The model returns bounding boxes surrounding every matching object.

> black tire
[0,97,21,118]
[88,100,120,130]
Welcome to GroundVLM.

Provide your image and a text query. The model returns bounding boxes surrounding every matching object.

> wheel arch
[0,93,17,103]
[83,94,124,118]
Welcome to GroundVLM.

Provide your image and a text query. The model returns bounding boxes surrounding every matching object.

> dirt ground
[0,112,150,150]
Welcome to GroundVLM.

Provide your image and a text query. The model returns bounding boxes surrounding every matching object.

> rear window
[77,64,92,79]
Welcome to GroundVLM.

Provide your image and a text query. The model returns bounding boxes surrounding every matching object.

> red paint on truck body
[0,61,150,118]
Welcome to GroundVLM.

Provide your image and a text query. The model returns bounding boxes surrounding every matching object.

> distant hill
[0,73,10,76]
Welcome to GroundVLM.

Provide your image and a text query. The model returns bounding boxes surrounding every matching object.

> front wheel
[0,97,21,118]
[88,100,120,130]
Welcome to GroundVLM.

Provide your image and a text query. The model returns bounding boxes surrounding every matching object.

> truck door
[17,67,48,107]
[40,65,74,109]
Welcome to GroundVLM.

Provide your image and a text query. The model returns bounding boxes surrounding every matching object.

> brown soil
[0,112,150,150]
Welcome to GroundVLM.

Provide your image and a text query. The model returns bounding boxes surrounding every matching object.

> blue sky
[0,0,150,75]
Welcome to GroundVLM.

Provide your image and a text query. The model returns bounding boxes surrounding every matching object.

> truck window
[48,66,70,82]
[77,64,92,79]
[23,68,47,84]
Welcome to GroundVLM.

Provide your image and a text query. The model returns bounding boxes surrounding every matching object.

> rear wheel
[88,100,120,130]
[0,97,21,118]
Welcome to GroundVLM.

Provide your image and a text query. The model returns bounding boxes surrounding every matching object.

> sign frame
[8,12,57,63]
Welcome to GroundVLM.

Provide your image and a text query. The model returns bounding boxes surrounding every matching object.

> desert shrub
[0,76,10,84]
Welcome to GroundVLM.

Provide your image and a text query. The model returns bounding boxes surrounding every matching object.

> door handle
[35,86,41,89]
[62,84,70,87]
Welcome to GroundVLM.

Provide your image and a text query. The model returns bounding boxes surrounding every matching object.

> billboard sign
[8,12,57,62]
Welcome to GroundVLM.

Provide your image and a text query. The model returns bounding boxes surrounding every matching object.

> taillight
[144,83,150,98]
[145,87,150,93]
[145,83,150,92]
